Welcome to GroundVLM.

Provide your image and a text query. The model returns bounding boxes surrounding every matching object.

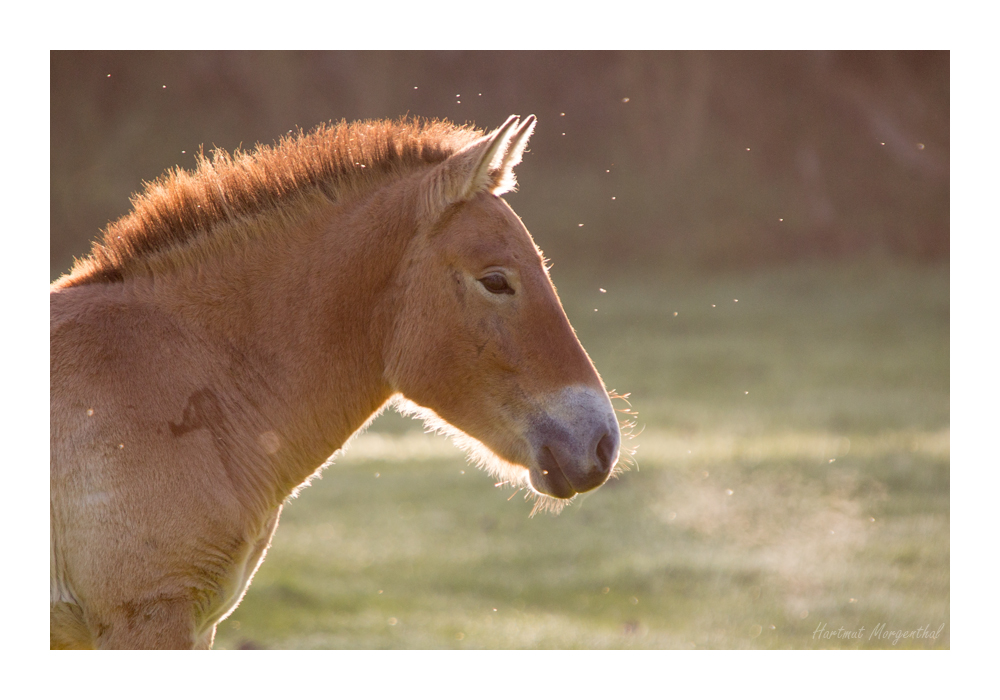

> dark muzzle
[529,424,620,499]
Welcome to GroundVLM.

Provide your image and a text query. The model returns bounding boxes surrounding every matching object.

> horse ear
[421,115,536,220]
[494,115,536,195]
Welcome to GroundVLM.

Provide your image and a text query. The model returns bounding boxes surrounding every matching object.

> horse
[50,114,622,649]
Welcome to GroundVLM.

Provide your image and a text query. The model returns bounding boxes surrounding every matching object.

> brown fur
[55,118,481,288]
[51,115,621,649]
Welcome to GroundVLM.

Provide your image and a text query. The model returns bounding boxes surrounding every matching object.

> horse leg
[195,625,217,650]
[51,602,95,649]
[94,597,200,650]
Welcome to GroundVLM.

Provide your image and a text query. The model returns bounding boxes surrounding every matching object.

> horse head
[384,116,621,509]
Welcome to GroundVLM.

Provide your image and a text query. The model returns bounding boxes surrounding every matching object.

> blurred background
[51,50,948,277]
[50,51,949,649]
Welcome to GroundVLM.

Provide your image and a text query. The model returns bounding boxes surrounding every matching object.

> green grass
[213,260,949,649]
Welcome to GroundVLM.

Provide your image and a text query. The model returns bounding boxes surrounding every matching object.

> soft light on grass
[213,261,949,649]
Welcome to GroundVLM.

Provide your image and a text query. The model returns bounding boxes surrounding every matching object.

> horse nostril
[596,432,618,474]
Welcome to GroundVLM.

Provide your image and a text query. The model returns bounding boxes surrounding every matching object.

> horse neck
[148,184,417,498]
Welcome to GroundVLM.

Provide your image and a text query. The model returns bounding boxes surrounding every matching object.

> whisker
[608,390,632,407]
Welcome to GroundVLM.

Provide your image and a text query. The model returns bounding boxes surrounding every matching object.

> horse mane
[56,117,485,288]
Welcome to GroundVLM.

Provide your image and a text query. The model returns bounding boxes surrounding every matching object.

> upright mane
[56,117,485,288]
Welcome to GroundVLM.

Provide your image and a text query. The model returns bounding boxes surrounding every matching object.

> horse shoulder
[50,285,276,646]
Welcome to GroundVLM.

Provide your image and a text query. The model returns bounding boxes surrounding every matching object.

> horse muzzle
[527,387,621,499]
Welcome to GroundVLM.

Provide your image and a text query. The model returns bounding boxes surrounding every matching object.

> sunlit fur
[50,114,619,649]
[391,396,568,516]
[56,117,521,289]
[391,390,638,518]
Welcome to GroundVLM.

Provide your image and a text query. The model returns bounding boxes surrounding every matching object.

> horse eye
[479,272,514,295]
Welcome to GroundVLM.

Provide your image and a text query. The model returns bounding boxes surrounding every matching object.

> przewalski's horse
[50,115,622,649]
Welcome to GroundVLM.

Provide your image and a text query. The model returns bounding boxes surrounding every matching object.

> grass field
[213,260,949,649]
